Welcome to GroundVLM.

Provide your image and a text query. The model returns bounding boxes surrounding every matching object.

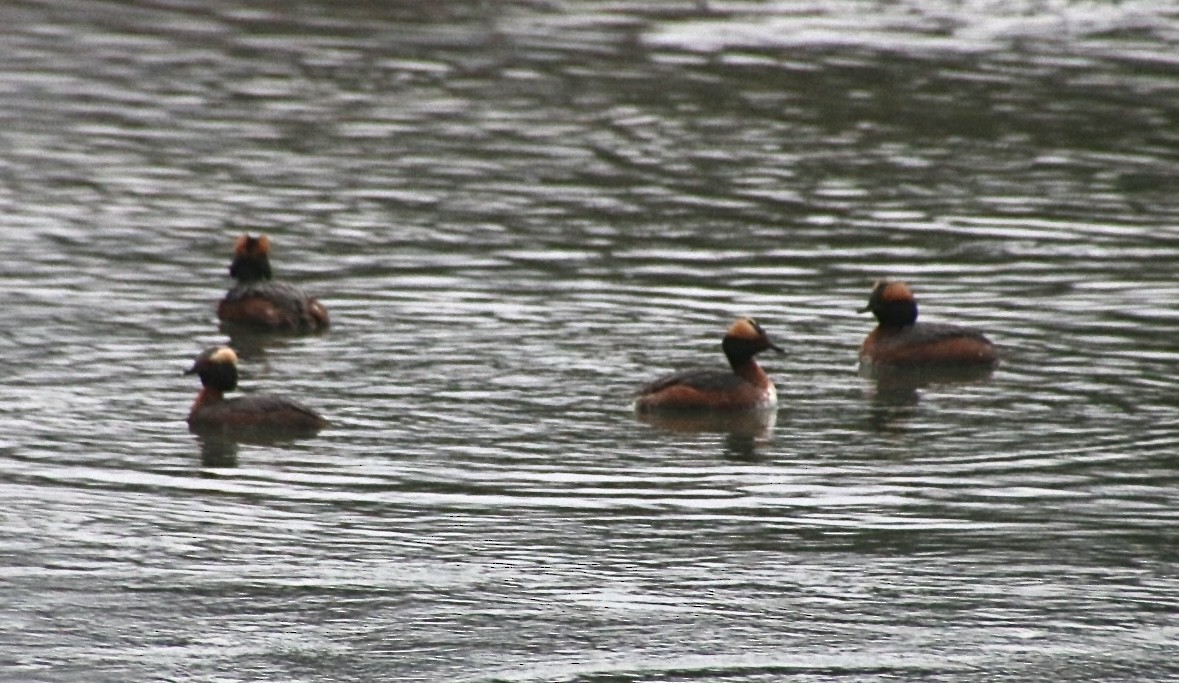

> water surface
[2,1,1178,681]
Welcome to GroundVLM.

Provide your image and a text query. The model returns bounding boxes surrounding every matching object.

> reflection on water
[635,406,777,438]
[192,428,326,468]
[194,432,241,467]
[636,408,778,460]
[2,0,1179,681]
[861,363,998,433]
[862,362,998,405]
[221,327,317,361]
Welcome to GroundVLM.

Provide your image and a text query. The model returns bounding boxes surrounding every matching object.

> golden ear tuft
[727,317,761,340]
[233,233,271,257]
[209,346,239,365]
[880,280,914,303]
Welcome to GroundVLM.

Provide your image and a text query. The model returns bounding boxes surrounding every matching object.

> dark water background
[2,1,1178,681]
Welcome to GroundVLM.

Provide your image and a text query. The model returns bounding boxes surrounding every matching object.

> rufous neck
[730,357,770,388]
[189,386,224,419]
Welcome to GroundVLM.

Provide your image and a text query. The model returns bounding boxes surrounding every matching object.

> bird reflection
[191,426,321,468]
[861,362,995,432]
[636,409,777,460]
[221,327,295,360]
[194,432,240,467]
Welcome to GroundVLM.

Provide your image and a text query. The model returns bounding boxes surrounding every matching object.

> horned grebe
[217,234,329,332]
[859,280,998,368]
[185,345,327,433]
[635,317,783,413]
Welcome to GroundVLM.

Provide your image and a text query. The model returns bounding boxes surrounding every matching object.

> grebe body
[185,346,327,433]
[217,234,329,332]
[859,281,997,367]
[635,317,783,413]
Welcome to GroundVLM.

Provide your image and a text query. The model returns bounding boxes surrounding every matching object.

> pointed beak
[184,363,198,376]
[857,303,873,314]
[768,341,785,354]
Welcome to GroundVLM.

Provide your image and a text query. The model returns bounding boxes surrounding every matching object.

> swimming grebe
[217,234,330,332]
[859,280,998,367]
[185,346,328,433]
[634,317,784,413]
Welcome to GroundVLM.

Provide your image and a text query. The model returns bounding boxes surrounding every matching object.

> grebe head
[859,280,918,327]
[185,346,240,392]
[721,317,784,365]
[228,234,273,282]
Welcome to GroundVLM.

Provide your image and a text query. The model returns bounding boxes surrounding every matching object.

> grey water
[2,0,1179,681]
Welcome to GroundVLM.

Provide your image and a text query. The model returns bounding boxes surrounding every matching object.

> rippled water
[2,0,1179,681]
